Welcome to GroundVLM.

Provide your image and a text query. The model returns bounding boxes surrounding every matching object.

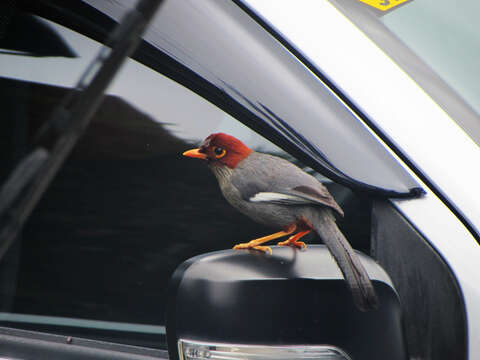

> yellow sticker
[357,0,411,11]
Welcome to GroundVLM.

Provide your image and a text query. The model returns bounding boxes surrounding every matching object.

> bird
[183,133,378,311]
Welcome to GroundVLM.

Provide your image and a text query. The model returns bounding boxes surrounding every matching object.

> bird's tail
[310,209,379,311]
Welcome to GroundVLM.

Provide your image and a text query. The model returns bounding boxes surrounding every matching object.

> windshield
[383,2,480,113]
[330,0,480,147]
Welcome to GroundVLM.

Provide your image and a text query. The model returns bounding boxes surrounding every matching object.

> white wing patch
[249,192,308,204]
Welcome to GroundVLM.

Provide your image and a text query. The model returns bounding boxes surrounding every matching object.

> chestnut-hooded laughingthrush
[183,133,378,311]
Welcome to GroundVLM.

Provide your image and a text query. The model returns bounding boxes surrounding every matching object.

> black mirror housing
[166,245,407,360]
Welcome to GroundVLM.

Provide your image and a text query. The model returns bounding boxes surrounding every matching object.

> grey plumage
[210,151,378,311]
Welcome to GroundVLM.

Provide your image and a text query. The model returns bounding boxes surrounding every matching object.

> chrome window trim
[242,0,480,357]
[0,313,166,335]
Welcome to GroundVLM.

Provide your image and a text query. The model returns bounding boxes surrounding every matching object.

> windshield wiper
[0,0,165,260]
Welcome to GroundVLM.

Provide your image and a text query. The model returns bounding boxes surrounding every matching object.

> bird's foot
[232,228,298,255]
[233,242,273,254]
[277,238,307,249]
[277,230,311,249]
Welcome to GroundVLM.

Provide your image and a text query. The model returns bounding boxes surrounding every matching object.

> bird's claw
[233,243,272,255]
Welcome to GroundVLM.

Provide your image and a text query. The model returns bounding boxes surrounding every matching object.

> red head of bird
[183,133,253,169]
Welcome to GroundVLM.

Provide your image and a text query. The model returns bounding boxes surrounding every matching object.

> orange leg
[233,224,297,254]
[277,230,311,249]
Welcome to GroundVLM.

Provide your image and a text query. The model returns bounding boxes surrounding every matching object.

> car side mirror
[166,245,407,360]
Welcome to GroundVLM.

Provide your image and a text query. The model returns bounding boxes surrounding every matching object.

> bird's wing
[232,153,344,216]
[249,186,344,217]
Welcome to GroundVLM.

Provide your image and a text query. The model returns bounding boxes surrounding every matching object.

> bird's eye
[213,146,227,158]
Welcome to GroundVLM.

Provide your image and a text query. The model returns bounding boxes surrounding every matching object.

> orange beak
[183,148,207,160]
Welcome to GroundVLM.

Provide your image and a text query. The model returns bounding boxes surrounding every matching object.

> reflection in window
[0,13,370,349]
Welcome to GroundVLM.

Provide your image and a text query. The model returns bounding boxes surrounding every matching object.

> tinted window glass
[0,12,372,348]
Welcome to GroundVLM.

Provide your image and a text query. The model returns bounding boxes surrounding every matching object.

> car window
[0,10,372,349]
